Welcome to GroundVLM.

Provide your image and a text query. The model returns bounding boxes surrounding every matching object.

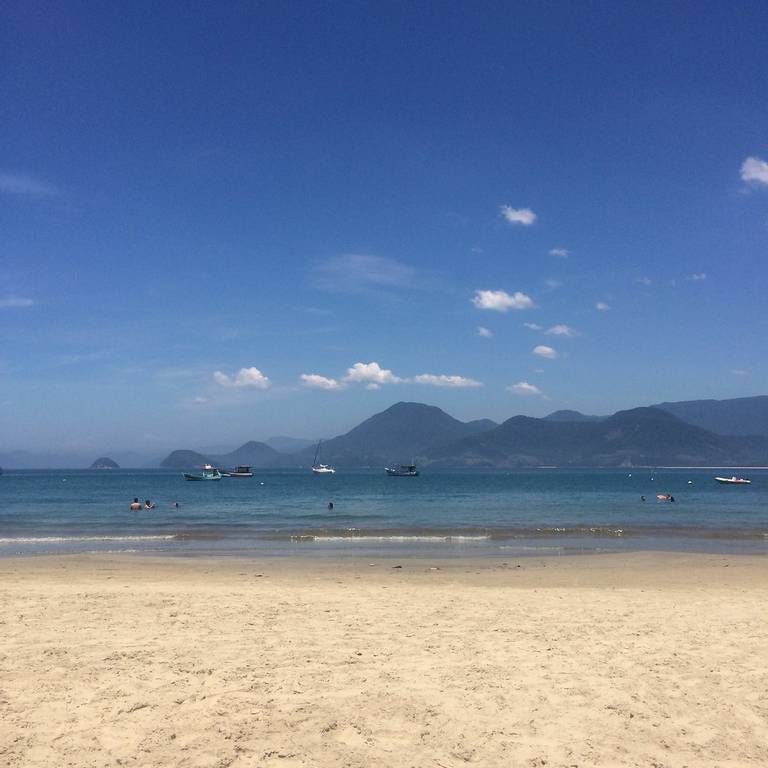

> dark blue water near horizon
[1,468,767,558]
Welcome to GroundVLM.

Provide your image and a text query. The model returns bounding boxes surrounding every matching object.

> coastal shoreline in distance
[3,551,767,767]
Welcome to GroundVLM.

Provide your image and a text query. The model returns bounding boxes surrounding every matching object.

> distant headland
[90,457,119,470]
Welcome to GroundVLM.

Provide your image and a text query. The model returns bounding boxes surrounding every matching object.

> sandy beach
[1,552,767,767]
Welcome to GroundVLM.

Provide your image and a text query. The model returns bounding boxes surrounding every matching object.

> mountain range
[4,396,768,469]
[159,398,768,470]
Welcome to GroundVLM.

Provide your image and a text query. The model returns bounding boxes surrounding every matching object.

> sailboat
[311,441,336,474]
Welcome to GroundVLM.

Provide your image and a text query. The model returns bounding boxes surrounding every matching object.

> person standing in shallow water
[130,498,141,510]
[327,501,334,510]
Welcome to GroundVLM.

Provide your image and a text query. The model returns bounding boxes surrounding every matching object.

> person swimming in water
[327,501,334,510]
[144,499,155,510]
[130,498,141,510]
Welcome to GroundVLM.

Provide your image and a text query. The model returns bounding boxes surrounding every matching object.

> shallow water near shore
[1,467,767,557]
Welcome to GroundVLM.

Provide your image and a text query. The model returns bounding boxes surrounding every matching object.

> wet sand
[1,552,767,767]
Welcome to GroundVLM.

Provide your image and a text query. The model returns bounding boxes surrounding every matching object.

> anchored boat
[385,464,419,477]
[183,464,222,481]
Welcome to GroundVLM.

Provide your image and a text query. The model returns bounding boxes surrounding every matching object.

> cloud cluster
[595,302,610,311]
[549,248,569,257]
[477,326,493,338]
[545,324,579,337]
[472,289,534,312]
[413,374,482,388]
[213,367,271,389]
[533,345,557,359]
[300,374,345,390]
[500,206,536,225]
[300,361,483,391]
[507,381,545,397]
[741,156,768,186]
[686,273,707,281]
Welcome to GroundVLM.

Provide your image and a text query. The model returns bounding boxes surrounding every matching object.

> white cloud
[524,322,543,331]
[595,302,610,311]
[313,254,418,294]
[0,172,57,196]
[549,248,569,257]
[343,361,402,389]
[731,369,748,376]
[546,324,579,337]
[213,366,271,389]
[300,373,345,390]
[477,326,493,338]
[0,296,34,308]
[544,279,561,290]
[414,374,483,388]
[472,289,534,312]
[533,345,557,359]
[635,276,653,286]
[193,396,209,405]
[686,272,707,281]
[500,206,536,226]
[507,381,544,396]
[740,156,768,186]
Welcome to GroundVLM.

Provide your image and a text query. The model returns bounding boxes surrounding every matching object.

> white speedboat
[715,476,751,485]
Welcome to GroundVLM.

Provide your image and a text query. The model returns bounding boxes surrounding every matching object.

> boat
[385,464,419,477]
[229,465,253,477]
[715,476,752,485]
[183,464,222,481]
[311,441,336,474]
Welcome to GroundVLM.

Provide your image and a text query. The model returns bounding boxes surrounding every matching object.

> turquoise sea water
[1,468,767,557]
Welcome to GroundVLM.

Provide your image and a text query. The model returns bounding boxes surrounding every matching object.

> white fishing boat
[312,441,335,474]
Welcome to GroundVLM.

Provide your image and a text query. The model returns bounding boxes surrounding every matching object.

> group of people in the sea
[129,498,155,510]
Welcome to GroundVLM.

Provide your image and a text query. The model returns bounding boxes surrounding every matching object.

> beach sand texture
[1,552,767,767]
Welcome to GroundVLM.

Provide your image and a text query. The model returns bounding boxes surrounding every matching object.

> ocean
[1,468,766,558]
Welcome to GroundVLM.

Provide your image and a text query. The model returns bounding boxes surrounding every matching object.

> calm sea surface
[1,468,766,558]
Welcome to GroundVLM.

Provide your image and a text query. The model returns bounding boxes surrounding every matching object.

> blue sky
[1,1,767,454]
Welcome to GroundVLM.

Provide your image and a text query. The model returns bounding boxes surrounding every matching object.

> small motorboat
[656,493,675,501]
[229,465,253,477]
[385,464,419,477]
[715,476,752,485]
[183,464,222,481]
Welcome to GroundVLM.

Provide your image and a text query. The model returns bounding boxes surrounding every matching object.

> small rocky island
[90,457,119,470]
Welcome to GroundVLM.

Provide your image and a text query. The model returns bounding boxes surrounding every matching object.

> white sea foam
[306,535,491,543]
[0,535,176,544]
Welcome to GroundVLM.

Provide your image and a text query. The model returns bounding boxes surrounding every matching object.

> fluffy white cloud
[300,373,345,390]
[546,324,579,337]
[740,156,768,186]
[524,322,543,331]
[507,381,544,396]
[533,345,557,359]
[343,361,402,389]
[0,296,34,308]
[472,289,534,312]
[213,367,271,389]
[413,374,483,388]
[500,206,536,225]
[0,172,57,196]
[549,248,569,257]
[686,272,707,281]
[595,302,610,311]
[477,326,493,338]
